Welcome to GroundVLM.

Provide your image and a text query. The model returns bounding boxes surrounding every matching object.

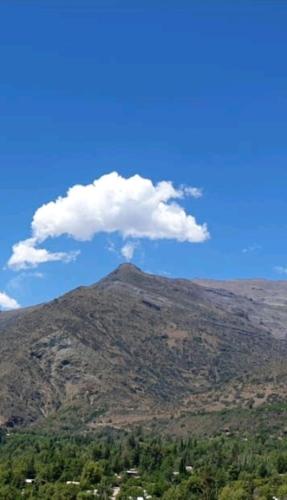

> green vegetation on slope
[1,426,287,499]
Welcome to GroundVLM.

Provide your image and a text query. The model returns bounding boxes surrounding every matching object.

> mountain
[1,264,287,434]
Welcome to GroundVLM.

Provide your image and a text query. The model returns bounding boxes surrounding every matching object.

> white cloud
[121,241,138,261]
[106,239,118,255]
[181,186,203,198]
[242,244,261,254]
[8,238,79,271]
[0,291,20,310]
[7,271,45,292]
[8,172,209,270]
[274,266,287,275]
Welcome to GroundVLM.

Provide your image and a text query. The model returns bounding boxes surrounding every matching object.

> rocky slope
[193,278,287,339]
[0,264,286,431]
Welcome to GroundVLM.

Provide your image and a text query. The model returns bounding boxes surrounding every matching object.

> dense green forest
[1,428,287,499]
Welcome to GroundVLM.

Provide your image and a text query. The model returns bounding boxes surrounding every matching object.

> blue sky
[0,1,287,309]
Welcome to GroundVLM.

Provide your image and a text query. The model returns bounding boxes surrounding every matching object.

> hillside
[0,264,287,433]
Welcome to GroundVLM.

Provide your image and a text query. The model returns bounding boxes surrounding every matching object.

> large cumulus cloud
[8,172,209,270]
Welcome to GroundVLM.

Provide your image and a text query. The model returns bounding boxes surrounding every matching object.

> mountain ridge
[1,264,287,434]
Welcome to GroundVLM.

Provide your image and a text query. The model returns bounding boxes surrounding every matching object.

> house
[111,487,120,498]
[85,490,98,496]
[126,468,140,476]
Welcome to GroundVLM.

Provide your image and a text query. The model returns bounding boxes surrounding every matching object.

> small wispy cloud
[121,241,138,261]
[242,244,261,254]
[106,239,118,255]
[180,185,203,199]
[7,271,45,292]
[274,266,287,275]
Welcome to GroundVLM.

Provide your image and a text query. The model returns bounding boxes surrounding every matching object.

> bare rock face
[193,278,287,339]
[0,264,287,430]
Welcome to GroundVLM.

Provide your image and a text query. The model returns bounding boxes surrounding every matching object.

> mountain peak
[117,262,142,272]
[105,262,144,281]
